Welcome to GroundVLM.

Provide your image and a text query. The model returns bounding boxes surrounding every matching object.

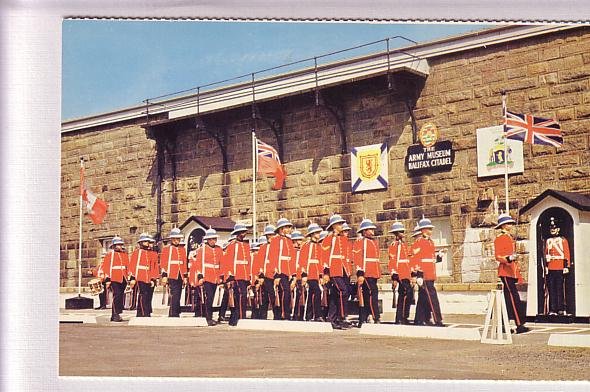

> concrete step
[236,319,333,333]
[548,333,590,348]
[359,323,481,341]
[128,316,209,327]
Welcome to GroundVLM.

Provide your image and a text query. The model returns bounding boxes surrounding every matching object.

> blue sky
[62,20,492,120]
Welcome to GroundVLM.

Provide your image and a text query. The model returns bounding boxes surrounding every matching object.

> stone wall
[60,27,590,287]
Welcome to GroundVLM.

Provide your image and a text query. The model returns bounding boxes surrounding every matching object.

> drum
[88,278,104,296]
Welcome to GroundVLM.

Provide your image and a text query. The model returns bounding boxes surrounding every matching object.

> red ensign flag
[80,166,108,224]
[256,138,286,190]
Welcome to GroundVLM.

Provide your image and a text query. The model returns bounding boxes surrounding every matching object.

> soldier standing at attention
[222,223,251,326]
[268,218,296,320]
[388,221,412,325]
[299,223,324,321]
[101,236,129,322]
[322,214,352,329]
[495,213,530,334]
[352,218,381,326]
[160,228,188,318]
[544,217,571,316]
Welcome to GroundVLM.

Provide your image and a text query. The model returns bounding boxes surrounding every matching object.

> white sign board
[476,125,524,178]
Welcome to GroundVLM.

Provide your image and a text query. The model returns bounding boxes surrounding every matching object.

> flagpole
[501,90,509,214]
[252,131,257,240]
[78,157,84,296]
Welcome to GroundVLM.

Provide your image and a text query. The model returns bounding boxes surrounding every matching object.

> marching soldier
[128,233,155,317]
[321,214,352,329]
[494,213,530,333]
[222,223,251,326]
[101,236,129,322]
[299,223,324,321]
[544,217,571,316]
[352,218,381,326]
[388,221,412,325]
[411,217,444,327]
[250,236,267,319]
[189,228,223,326]
[256,225,277,320]
[290,230,305,320]
[268,218,296,320]
[160,228,188,318]
[217,234,235,322]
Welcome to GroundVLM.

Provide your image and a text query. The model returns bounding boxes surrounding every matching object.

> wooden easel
[481,289,513,344]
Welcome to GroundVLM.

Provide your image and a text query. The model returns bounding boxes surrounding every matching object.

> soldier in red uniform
[160,228,188,318]
[189,228,223,325]
[494,213,529,334]
[128,233,155,317]
[352,219,381,326]
[411,217,444,327]
[299,223,324,321]
[101,236,129,322]
[290,230,305,320]
[544,217,571,316]
[221,223,251,326]
[388,221,412,324]
[322,214,352,329]
[256,225,277,320]
[250,236,267,319]
[268,218,296,320]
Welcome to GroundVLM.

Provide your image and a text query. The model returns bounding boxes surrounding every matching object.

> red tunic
[101,250,129,283]
[268,235,296,277]
[299,240,323,280]
[412,236,437,281]
[494,232,520,279]
[160,244,188,280]
[388,239,411,280]
[545,236,571,270]
[129,248,152,283]
[148,250,159,280]
[321,233,350,277]
[222,240,251,281]
[352,237,381,279]
[189,244,223,286]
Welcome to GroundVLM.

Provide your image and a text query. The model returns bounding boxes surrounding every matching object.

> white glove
[416,277,424,287]
[563,268,569,274]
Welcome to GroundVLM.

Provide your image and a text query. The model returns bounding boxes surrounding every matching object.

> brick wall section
[61,27,590,287]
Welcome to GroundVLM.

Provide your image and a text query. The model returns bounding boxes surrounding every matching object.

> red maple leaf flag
[256,138,286,190]
[80,166,108,224]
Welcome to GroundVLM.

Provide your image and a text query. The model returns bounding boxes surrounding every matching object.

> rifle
[303,283,309,321]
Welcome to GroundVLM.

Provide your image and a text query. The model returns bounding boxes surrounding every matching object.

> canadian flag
[80,165,108,224]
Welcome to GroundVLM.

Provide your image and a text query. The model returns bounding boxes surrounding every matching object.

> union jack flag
[256,138,286,190]
[504,110,563,147]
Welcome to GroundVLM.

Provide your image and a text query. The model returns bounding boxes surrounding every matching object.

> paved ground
[59,309,590,380]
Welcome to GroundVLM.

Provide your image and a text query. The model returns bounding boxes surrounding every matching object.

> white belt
[331,255,345,259]
[169,260,184,265]
[398,259,409,263]
[546,256,564,260]
[136,265,149,270]
[308,259,319,264]
[111,266,126,270]
[279,256,291,261]
[203,263,217,268]
[235,260,248,265]
[365,258,380,263]
[421,259,435,263]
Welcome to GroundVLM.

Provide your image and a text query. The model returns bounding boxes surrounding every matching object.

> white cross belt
[169,260,184,265]
[421,259,435,263]
[234,260,248,265]
[111,266,126,270]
